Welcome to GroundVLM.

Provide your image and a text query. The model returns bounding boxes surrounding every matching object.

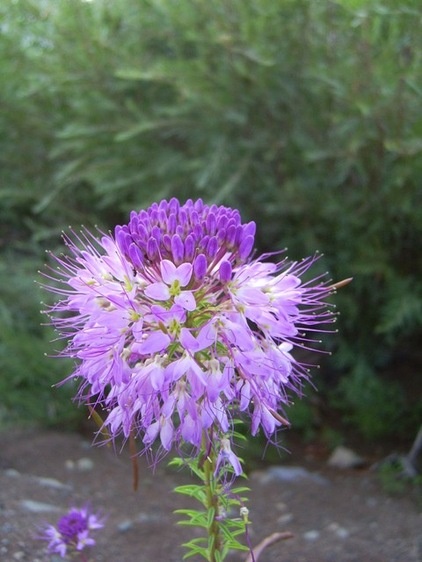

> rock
[303,530,320,541]
[34,476,72,490]
[336,527,350,539]
[327,446,365,469]
[117,519,134,532]
[275,501,288,512]
[19,500,61,513]
[1,523,13,535]
[137,511,163,523]
[366,497,378,508]
[277,513,293,525]
[4,469,20,478]
[327,522,350,538]
[255,465,329,485]
[76,457,94,471]
[65,457,94,471]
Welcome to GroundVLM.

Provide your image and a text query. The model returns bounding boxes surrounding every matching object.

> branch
[245,531,294,562]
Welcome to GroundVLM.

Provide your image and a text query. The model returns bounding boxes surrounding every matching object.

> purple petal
[215,437,243,476]
[181,414,201,446]
[206,370,223,402]
[161,393,177,418]
[166,355,192,382]
[175,291,196,311]
[135,332,170,354]
[160,259,177,283]
[160,418,174,450]
[179,327,200,352]
[236,286,269,305]
[237,378,251,411]
[176,262,193,287]
[144,282,170,301]
[148,303,169,322]
[143,420,160,446]
[150,365,165,390]
[222,317,255,351]
[196,321,217,349]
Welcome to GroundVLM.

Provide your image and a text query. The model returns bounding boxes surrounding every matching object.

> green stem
[202,431,221,562]
[173,430,249,561]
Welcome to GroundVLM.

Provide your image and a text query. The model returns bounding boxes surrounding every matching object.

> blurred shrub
[332,361,406,439]
[0,253,80,428]
[0,0,421,437]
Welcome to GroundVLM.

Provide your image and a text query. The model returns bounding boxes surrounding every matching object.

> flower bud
[193,253,207,280]
[219,260,232,283]
[171,234,184,264]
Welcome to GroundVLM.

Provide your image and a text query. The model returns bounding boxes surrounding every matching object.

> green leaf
[206,507,215,529]
[114,119,186,143]
[174,484,207,504]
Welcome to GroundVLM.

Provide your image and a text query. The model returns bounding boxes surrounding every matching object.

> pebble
[1,523,13,534]
[255,466,329,485]
[13,552,25,560]
[275,501,288,511]
[76,457,94,471]
[277,513,293,525]
[4,469,20,478]
[336,527,350,539]
[34,476,71,490]
[366,497,378,508]
[19,500,61,513]
[137,511,163,523]
[327,522,350,538]
[303,530,320,541]
[65,457,94,471]
[327,446,365,469]
[117,519,134,532]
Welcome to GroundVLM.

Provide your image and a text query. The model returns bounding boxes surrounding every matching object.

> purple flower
[40,506,103,558]
[43,198,335,464]
[215,437,243,477]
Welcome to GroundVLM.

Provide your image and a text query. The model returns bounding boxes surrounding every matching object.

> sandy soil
[0,428,421,562]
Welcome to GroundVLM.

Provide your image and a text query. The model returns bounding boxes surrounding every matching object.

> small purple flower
[43,198,335,464]
[215,436,243,476]
[40,506,103,558]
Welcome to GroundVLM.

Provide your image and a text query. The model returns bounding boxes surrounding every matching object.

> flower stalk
[172,428,250,561]
[202,435,221,561]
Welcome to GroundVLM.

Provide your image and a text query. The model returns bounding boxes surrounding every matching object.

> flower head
[40,505,104,558]
[43,198,335,464]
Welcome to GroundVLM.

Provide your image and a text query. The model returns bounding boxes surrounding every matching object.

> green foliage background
[1,0,421,439]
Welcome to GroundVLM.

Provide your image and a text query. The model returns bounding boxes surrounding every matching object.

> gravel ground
[1,428,421,562]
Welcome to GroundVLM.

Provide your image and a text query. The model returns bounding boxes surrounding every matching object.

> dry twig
[245,531,294,562]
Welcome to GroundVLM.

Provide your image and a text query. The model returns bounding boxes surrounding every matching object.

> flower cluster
[44,198,335,470]
[40,506,103,558]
